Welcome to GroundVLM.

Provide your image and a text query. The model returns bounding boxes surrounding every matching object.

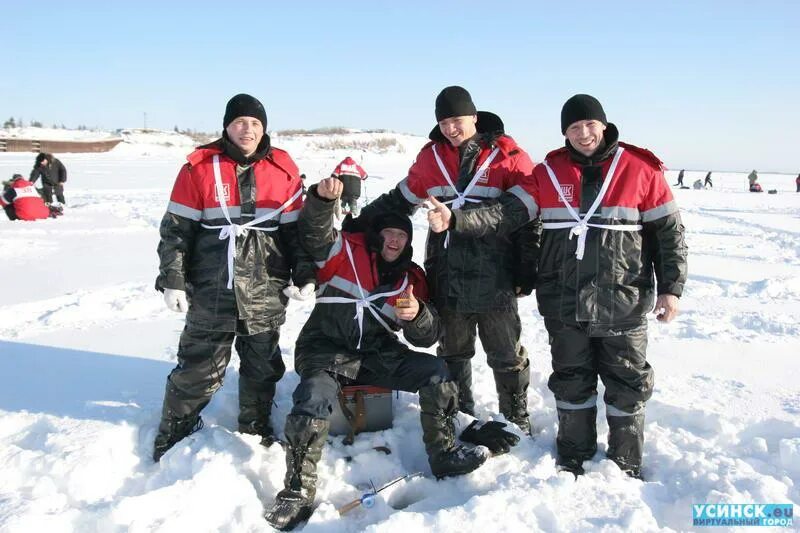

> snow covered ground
[0,134,798,532]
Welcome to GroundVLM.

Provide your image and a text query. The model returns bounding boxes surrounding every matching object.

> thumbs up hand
[425,196,452,233]
[395,283,420,321]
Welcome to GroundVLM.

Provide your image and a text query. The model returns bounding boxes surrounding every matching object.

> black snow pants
[41,182,65,204]
[436,307,528,415]
[289,351,449,420]
[161,324,285,420]
[545,319,653,468]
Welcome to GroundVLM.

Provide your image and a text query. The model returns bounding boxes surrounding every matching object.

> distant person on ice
[152,93,316,462]
[342,86,540,435]
[704,171,713,188]
[1,174,52,221]
[29,152,67,205]
[747,169,759,187]
[330,156,368,217]
[796,173,800,192]
[426,94,688,479]
[675,169,684,187]
[265,178,516,531]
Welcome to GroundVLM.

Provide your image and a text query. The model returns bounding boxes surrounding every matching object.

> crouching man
[266,177,517,530]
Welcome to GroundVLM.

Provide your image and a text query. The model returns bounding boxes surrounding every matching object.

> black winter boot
[607,412,645,479]
[152,380,207,462]
[494,362,532,435]
[444,359,476,416]
[419,381,489,479]
[555,406,597,476]
[265,415,329,531]
[238,378,276,446]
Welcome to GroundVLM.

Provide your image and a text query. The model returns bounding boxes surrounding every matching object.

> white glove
[283,283,316,301]
[164,288,189,313]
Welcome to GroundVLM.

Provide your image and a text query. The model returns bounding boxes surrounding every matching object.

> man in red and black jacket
[1,174,51,221]
[152,94,316,461]
[330,155,368,216]
[266,177,517,531]
[429,94,688,478]
[344,86,541,435]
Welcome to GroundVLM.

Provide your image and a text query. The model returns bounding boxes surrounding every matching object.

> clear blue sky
[2,1,798,172]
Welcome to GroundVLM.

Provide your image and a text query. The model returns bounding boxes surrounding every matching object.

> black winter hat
[435,86,477,122]
[560,94,607,134]
[223,93,268,130]
[373,212,413,241]
[11,173,23,180]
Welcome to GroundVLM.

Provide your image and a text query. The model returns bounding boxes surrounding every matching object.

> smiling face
[225,116,264,156]
[437,115,478,147]
[565,119,607,157]
[379,227,409,262]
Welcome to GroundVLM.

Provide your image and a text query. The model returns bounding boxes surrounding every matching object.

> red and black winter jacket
[349,112,540,312]
[452,125,688,333]
[295,188,439,379]
[1,179,50,220]
[156,138,315,334]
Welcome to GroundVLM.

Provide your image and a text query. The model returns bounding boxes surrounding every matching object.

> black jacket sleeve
[2,187,16,204]
[511,217,543,296]
[280,220,316,287]
[29,167,43,185]
[155,212,199,292]
[450,192,532,238]
[298,185,340,264]
[644,212,688,297]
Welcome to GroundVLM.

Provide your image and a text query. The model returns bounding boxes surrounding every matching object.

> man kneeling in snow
[1,174,55,221]
[265,177,518,531]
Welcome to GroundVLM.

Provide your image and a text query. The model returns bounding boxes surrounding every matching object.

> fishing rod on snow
[337,472,424,515]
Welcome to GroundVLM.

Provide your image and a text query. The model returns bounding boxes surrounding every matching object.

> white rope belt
[542,220,642,260]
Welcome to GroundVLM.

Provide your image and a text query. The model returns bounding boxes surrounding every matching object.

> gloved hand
[163,288,189,313]
[283,283,316,301]
[459,420,520,455]
[341,213,366,233]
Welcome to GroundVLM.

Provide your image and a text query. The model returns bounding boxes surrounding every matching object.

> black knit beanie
[373,212,413,241]
[223,93,268,130]
[560,94,607,134]
[435,86,477,122]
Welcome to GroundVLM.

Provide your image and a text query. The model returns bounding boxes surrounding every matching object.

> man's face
[225,116,264,156]
[379,227,409,262]
[565,120,607,157]
[40,159,49,167]
[437,115,478,147]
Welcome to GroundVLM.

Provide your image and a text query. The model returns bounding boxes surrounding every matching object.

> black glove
[459,420,520,455]
[341,213,365,233]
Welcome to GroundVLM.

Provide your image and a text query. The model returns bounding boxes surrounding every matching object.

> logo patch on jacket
[560,184,574,203]
[214,183,231,203]
[477,168,490,184]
